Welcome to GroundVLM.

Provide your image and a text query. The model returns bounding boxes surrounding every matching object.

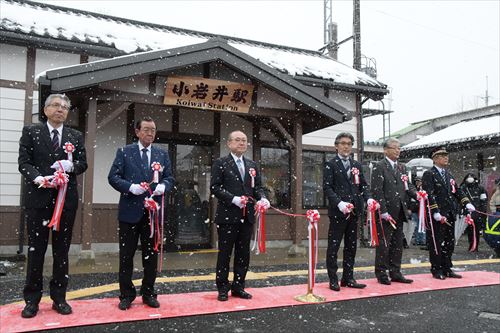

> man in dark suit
[210,130,268,301]
[18,94,88,318]
[108,116,174,310]
[324,132,374,291]
[371,138,416,285]
[422,147,475,279]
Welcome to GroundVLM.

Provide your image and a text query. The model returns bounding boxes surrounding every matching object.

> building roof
[0,0,387,97]
[402,115,500,150]
[409,103,500,125]
[390,121,429,138]
[38,39,350,128]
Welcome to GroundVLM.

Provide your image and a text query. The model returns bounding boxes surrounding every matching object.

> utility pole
[353,0,363,163]
[324,0,338,59]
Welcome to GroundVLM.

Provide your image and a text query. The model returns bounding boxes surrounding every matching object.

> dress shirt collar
[231,152,244,164]
[138,141,151,153]
[338,154,350,161]
[47,122,63,137]
[385,156,397,168]
[434,165,445,174]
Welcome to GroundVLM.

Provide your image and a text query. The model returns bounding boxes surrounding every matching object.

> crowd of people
[17,94,498,318]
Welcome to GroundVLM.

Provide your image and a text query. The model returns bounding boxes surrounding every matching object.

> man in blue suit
[108,116,174,310]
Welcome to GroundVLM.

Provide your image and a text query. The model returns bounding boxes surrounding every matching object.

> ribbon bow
[401,174,409,190]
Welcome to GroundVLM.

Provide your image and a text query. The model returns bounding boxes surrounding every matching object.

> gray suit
[371,158,416,279]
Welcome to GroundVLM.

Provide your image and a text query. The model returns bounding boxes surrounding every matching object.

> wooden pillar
[288,118,305,256]
[23,47,36,124]
[79,98,97,263]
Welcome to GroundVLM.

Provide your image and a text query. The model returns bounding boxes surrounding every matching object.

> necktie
[51,129,59,151]
[342,158,350,170]
[441,169,446,182]
[141,148,149,170]
[237,158,245,179]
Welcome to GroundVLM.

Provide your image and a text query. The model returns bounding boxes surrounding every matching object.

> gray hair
[383,137,400,149]
[44,94,71,109]
[334,132,355,145]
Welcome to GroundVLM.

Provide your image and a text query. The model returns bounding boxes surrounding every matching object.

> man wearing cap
[422,147,475,279]
[371,138,417,285]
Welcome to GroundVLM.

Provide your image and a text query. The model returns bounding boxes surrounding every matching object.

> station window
[260,147,290,208]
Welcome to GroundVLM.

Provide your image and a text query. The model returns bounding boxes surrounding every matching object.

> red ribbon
[240,195,248,217]
[252,201,267,254]
[416,190,439,255]
[46,162,69,231]
[366,200,380,246]
[351,167,360,185]
[465,214,477,252]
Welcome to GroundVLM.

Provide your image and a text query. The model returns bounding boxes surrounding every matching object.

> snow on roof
[0,0,385,89]
[403,115,500,150]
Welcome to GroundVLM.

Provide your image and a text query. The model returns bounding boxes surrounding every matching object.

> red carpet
[1,271,499,333]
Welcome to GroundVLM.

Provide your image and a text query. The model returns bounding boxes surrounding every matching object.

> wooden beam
[269,117,296,148]
[81,99,97,252]
[96,102,131,129]
[23,47,36,125]
[290,119,304,248]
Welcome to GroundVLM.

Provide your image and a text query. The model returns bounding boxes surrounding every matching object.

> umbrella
[403,219,415,245]
[455,214,468,245]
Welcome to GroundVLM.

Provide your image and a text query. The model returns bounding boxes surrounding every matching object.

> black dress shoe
[21,303,39,318]
[378,276,391,285]
[142,296,160,308]
[231,289,252,299]
[329,280,340,291]
[391,275,414,284]
[217,290,229,301]
[341,279,366,289]
[118,298,133,310]
[444,271,462,279]
[432,273,446,280]
[52,301,72,315]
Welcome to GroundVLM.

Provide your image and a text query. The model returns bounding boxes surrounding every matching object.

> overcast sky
[41,0,500,141]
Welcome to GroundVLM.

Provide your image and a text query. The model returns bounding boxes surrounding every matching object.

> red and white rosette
[248,168,256,188]
[351,167,360,185]
[151,162,163,183]
[306,209,320,291]
[140,181,150,192]
[401,174,409,190]
[366,199,379,247]
[252,200,267,254]
[63,142,75,162]
[465,214,477,252]
[450,179,456,193]
[47,161,69,231]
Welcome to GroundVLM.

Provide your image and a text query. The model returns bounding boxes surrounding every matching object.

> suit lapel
[41,123,54,153]
[384,159,397,181]
[149,147,160,179]
[57,127,71,159]
[432,166,449,193]
[228,154,244,183]
[132,144,148,179]
[335,156,350,182]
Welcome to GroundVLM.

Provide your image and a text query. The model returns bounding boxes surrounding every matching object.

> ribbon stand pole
[295,210,325,303]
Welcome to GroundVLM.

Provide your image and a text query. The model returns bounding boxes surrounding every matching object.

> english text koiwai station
[0,0,389,258]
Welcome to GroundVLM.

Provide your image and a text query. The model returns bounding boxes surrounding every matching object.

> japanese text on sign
[164,76,254,113]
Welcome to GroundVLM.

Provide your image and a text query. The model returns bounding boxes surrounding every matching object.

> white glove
[337,201,353,214]
[466,203,475,212]
[479,193,487,200]
[232,196,246,209]
[433,212,443,221]
[129,184,147,195]
[258,198,271,209]
[33,176,44,185]
[51,160,73,172]
[153,183,166,196]
[367,198,380,210]
[381,212,391,221]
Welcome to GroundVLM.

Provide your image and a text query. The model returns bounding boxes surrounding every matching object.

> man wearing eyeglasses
[210,130,269,301]
[108,116,174,310]
[324,132,374,291]
[371,138,416,285]
[18,94,88,318]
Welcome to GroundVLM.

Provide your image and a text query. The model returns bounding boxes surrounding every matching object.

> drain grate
[479,312,500,321]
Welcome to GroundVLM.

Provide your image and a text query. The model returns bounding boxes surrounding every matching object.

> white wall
[0,44,27,81]
[93,102,127,204]
[0,88,25,205]
[34,49,80,77]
